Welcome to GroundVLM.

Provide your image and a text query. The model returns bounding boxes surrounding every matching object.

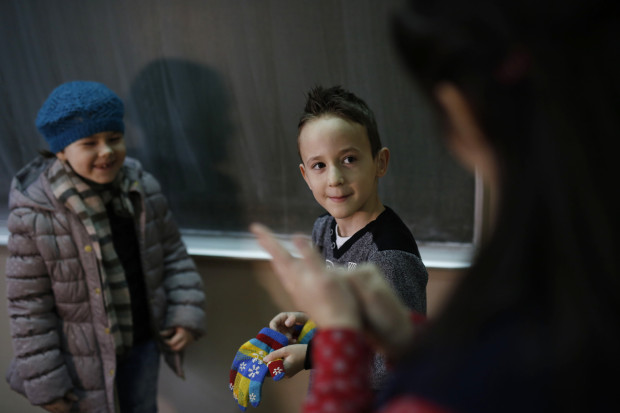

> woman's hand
[252,223,417,361]
[251,223,362,330]
[345,264,417,360]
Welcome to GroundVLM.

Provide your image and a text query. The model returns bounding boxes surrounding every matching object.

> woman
[252,0,620,412]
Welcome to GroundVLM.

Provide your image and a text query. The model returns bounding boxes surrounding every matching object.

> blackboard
[0,0,475,244]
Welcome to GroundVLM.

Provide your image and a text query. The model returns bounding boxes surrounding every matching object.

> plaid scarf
[48,158,136,354]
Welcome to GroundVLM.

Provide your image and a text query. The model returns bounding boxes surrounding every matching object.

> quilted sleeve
[5,207,73,405]
[143,175,205,337]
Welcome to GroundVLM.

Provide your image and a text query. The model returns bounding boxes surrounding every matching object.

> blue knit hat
[36,81,125,153]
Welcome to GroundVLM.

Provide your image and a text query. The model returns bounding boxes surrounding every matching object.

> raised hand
[344,263,417,360]
[250,223,361,330]
[252,223,418,361]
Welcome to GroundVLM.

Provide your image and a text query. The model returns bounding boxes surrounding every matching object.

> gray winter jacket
[4,156,206,412]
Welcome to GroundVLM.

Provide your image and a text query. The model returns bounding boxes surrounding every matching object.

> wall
[0,0,476,244]
[0,245,463,412]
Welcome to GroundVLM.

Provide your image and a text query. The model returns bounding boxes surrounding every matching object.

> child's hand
[42,391,78,413]
[269,311,309,342]
[160,326,195,352]
[263,344,308,378]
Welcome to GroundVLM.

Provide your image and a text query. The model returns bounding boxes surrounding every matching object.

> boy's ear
[375,147,390,178]
[299,163,312,189]
[56,150,66,161]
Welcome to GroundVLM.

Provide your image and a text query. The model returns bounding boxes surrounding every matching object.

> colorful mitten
[297,319,317,344]
[229,328,289,411]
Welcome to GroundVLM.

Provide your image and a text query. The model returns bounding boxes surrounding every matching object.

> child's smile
[298,115,388,236]
[328,194,351,203]
[94,160,115,170]
[57,131,126,184]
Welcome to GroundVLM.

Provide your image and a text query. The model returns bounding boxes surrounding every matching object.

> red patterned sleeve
[302,323,454,413]
[380,396,454,413]
[302,329,374,413]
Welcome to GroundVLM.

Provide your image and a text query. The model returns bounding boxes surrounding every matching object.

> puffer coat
[4,156,206,412]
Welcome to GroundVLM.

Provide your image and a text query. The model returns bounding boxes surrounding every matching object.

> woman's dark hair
[392,0,620,410]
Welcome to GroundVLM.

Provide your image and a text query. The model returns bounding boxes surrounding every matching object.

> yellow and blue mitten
[229,328,288,411]
[296,319,317,344]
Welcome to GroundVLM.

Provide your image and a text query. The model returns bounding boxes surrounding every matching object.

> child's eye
[311,162,326,170]
[343,156,356,164]
[81,141,97,147]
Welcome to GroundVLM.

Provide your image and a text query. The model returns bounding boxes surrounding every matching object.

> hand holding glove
[295,319,316,344]
[229,327,289,410]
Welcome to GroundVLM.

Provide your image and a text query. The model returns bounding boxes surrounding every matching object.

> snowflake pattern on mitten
[230,328,288,411]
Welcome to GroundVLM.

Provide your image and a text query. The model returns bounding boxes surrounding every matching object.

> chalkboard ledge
[182,232,472,269]
[0,226,473,269]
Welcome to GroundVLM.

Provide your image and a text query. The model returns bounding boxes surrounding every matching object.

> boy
[264,85,428,390]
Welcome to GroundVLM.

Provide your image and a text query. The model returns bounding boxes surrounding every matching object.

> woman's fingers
[292,234,327,275]
[250,223,300,291]
[251,223,362,329]
[345,264,416,359]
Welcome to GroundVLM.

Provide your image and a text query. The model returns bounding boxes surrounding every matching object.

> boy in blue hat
[5,81,205,413]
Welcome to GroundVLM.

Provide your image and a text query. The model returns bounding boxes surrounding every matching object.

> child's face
[56,131,126,184]
[299,115,388,225]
